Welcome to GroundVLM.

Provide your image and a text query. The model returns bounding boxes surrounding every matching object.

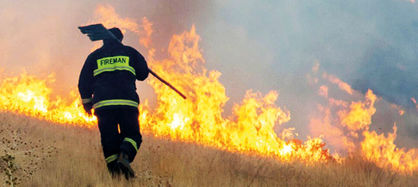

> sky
[0,0,417,145]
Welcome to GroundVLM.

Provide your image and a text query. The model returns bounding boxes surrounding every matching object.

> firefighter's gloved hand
[83,102,93,115]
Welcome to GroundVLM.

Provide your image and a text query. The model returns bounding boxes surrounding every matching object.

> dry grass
[0,112,417,187]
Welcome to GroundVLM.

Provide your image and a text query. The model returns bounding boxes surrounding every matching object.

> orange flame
[309,64,418,173]
[338,90,376,132]
[0,4,416,174]
[0,72,96,127]
[139,17,153,48]
[0,5,333,165]
[136,25,331,162]
[362,125,418,173]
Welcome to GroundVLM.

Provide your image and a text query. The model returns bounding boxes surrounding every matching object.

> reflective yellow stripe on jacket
[93,99,138,109]
[94,56,136,76]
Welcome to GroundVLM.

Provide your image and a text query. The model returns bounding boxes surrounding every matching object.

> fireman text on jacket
[94,56,136,76]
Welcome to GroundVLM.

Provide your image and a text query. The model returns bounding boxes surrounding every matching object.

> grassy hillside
[0,112,417,187]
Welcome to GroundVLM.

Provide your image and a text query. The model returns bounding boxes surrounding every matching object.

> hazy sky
[0,0,417,144]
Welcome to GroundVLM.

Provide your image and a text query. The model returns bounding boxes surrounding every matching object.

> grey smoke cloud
[199,0,417,108]
[197,0,418,145]
[0,0,416,145]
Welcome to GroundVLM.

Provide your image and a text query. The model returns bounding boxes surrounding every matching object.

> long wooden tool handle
[149,69,187,99]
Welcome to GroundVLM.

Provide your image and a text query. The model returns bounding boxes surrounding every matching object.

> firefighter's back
[82,41,149,111]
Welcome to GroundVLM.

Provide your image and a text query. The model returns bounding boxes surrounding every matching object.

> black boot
[107,161,121,178]
[117,152,135,180]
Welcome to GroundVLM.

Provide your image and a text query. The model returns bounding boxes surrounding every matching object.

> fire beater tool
[78,23,187,99]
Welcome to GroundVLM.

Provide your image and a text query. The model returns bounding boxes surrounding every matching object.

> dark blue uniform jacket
[78,42,149,112]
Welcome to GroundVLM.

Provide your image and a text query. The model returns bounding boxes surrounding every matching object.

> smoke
[199,0,418,104]
[196,0,418,145]
[0,0,417,147]
[0,0,102,93]
[0,0,212,93]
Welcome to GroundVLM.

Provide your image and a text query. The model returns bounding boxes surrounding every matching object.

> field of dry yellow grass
[0,112,417,187]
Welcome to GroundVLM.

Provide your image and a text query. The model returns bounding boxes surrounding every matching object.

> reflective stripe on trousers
[93,99,138,109]
[123,137,138,151]
[105,154,118,163]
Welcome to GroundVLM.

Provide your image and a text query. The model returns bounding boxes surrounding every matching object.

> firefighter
[78,27,149,179]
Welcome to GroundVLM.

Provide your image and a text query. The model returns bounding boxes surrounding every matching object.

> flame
[0,4,417,174]
[139,17,153,48]
[0,5,333,164]
[362,125,418,173]
[309,64,418,173]
[338,90,376,132]
[134,24,332,162]
[0,72,96,127]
